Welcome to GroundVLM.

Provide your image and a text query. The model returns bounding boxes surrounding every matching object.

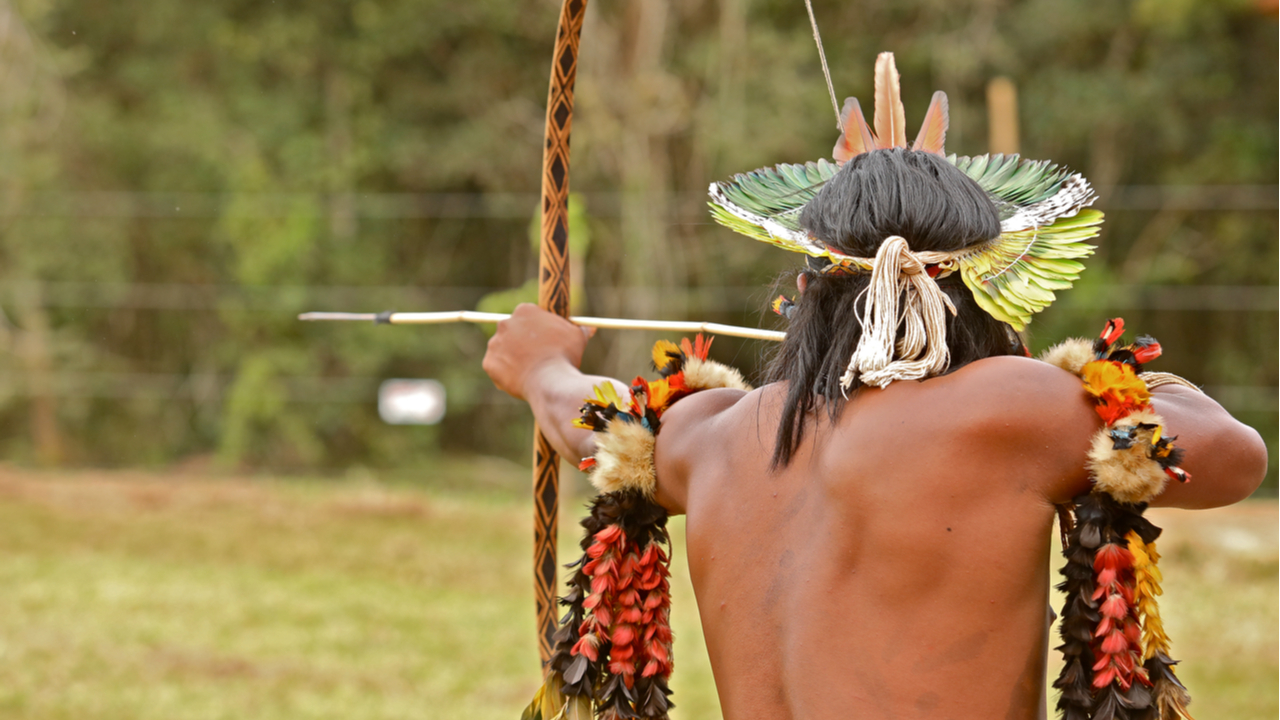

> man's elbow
[1226,421,1270,500]
[1199,420,1269,507]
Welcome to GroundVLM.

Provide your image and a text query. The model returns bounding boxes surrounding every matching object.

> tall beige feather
[873,52,906,148]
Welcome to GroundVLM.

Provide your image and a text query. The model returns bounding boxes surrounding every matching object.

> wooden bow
[532,0,589,670]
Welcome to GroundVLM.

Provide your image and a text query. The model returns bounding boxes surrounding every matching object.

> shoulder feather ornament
[1042,319,1194,720]
[707,52,1102,331]
[522,336,749,720]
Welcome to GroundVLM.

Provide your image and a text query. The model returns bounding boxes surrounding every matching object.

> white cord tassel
[841,236,957,391]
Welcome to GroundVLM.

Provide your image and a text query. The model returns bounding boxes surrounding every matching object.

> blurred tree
[475,192,592,321]
[0,0,1270,487]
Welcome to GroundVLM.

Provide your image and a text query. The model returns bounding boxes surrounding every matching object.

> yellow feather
[647,377,676,410]
[593,382,625,409]
[1129,531,1172,661]
[1081,361,1151,406]
[651,340,681,372]
[563,695,593,720]
[540,680,564,720]
[520,685,545,720]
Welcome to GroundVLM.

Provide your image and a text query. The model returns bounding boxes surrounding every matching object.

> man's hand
[483,303,593,401]
[483,304,617,462]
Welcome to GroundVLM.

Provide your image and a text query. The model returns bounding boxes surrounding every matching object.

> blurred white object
[378,379,446,425]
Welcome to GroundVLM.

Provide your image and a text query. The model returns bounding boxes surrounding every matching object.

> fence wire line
[2,186,1276,218]
[0,372,519,405]
[0,371,1273,413]
[1,281,1276,312]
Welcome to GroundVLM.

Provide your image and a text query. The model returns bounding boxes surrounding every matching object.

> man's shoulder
[918,355,1101,498]
[656,355,1094,437]
[930,354,1099,433]
[650,385,755,513]
[659,385,755,436]
[946,354,1087,400]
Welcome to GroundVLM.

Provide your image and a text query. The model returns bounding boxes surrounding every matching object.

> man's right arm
[966,356,1268,509]
[1146,386,1268,508]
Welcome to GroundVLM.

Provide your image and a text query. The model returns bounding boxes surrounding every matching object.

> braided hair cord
[841,236,956,390]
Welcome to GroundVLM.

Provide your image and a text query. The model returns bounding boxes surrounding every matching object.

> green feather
[710,160,838,240]
[949,153,1076,208]
[710,148,1103,330]
[709,160,840,257]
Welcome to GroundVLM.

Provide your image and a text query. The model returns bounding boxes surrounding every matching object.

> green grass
[0,462,1272,719]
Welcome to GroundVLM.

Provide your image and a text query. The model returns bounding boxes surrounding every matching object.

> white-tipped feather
[707,182,824,252]
[1000,174,1098,232]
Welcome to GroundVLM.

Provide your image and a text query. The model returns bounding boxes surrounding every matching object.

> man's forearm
[525,359,631,463]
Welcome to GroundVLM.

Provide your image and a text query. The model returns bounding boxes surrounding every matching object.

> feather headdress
[708,52,1101,333]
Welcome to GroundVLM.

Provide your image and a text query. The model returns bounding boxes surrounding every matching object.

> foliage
[475,192,592,323]
[0,0,1271,485]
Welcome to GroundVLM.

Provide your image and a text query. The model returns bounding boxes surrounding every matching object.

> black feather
[1054,495,1105,719]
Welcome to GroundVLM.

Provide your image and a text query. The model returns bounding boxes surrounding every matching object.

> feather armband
[521,335,750,720]
[1042,318,1193,720]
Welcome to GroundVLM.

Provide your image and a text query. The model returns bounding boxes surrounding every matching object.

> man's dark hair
[765,148,1020,467]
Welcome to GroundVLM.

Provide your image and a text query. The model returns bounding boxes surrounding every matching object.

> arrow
[298,310,786,342]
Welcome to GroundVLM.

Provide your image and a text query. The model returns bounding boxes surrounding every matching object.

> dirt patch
[1148,500,1278,561]
[0,465,272,511]
[325,488,432,520]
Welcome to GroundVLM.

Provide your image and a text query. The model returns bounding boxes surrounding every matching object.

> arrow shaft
[298,310,786,342]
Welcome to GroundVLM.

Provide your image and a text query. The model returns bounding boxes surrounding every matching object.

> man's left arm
[483,304,629,463]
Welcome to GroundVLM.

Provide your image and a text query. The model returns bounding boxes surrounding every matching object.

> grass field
[0,461,1273,719]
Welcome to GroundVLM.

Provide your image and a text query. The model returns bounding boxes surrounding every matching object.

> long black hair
[765,148,1020,467]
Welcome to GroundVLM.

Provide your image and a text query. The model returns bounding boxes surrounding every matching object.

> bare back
[654,356,1101,720]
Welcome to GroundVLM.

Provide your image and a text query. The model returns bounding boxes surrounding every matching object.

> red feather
[832,97,877,164]
[1132,341,1162,364]
[912,91,949,154]
[1094,543,1133,572]
[1100,317,1126,345]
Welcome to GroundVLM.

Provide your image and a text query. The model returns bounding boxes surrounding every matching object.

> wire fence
[1,188,1274,412]
[0,371,1271,412]
[2,282,1275,313]
[4,186,1277,219]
